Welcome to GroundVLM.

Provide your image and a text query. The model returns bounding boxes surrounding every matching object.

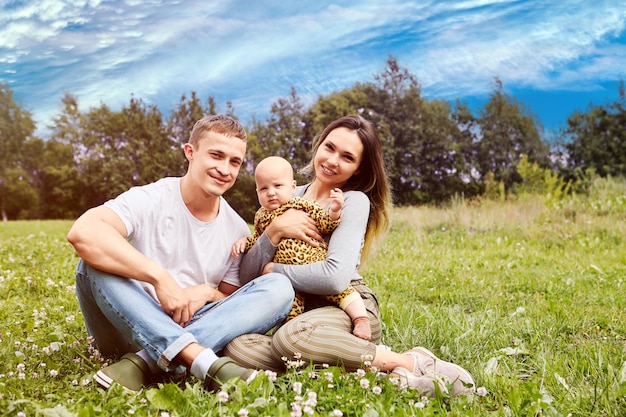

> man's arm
[67,206,194,326]
[67,206,160,280]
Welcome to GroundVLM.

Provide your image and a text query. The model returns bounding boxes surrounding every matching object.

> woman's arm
[238,208,322,283]
[274,191,370,295]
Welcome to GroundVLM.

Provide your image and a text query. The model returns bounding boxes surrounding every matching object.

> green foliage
[477,78,550,193]
[248,87,311,173]
[561,81,626,179]
[0,83,38,220]
[514,154,572,204]
[224,170,258,224]
[1,67,625,220]
[0,166,40,219]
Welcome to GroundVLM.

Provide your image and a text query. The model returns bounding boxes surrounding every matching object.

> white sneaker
[389,366,448,397]
[403,346,475,396]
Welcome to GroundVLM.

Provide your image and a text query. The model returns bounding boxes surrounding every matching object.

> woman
[224,115,474,396]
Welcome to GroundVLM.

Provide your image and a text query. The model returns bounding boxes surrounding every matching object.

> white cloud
[1,0,625,135]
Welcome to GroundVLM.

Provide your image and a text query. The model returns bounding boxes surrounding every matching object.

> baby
[232,156,371,340]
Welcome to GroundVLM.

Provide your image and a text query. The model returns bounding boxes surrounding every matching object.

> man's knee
[262,273,295,303]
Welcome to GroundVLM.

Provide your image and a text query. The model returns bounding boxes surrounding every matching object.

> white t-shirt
[104,177,250,303]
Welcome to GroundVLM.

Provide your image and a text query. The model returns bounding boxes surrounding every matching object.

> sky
[2,0,626,139]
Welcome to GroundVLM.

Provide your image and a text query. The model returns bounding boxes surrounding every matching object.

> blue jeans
[75,259,294,372]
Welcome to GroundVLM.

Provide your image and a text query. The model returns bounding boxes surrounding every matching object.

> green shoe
[94,353,151,393]
[204,357,257,392]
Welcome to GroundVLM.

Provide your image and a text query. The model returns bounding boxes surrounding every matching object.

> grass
[1,177,625,416]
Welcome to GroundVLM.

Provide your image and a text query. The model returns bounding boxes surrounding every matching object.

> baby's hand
[328,188,344,220]
[231,237,248,258]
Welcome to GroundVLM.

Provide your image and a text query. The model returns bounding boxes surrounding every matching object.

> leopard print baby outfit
[245,197,358,320]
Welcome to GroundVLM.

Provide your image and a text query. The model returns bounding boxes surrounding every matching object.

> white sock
[190,348,219,380]
[136,349,159,374]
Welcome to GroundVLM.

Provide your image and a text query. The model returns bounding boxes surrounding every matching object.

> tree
[449,101,483,198]
[477,78,549,193]
[46,93,87,217]
[248,87,309,170]
[167,92,218,175]
[38,139,82,219]
[561,80,626,178]
[0,83,38,220]
[62,97,177,210]
[366,56,482,204]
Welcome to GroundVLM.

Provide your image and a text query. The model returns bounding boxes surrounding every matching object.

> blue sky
[2,0,625,138]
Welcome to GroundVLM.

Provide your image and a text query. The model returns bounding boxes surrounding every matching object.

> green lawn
[1,179,625,416]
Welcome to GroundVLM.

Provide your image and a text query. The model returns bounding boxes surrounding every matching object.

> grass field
[1,177,625,416]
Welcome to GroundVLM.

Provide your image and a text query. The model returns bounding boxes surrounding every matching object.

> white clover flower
[476,386,488,396]
[293,381,303,395]
[331,410,343,416]
[218,390,229,403]
[72,379,79,386]
[237,408,249,417]
[49,369,58,377]
[16,363,25,371]
[264,370,277,381]
[304,392,317,408]
[372,386,382,395]
[415,401,425,409]
[359,378,370,389]
[355,369,366,378]
[290,402,302,417]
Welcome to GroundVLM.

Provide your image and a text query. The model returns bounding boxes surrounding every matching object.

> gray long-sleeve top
[239,185,370,295]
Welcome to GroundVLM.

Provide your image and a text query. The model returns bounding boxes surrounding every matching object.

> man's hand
[180,284,229,321]
[153,275,193,327]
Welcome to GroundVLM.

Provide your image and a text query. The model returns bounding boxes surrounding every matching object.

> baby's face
[255,166,296,211]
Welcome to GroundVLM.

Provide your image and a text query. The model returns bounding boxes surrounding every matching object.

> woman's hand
[265,208,322,246]
[262,262,274,275]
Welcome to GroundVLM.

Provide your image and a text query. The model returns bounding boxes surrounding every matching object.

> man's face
[185,131,246,198]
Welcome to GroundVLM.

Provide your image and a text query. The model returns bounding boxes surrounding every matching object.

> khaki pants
[223,281,381,372]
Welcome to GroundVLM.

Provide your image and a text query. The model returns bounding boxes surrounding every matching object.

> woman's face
[313,127,364,188]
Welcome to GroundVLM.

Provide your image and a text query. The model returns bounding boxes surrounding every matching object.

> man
[67,115,294,392]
